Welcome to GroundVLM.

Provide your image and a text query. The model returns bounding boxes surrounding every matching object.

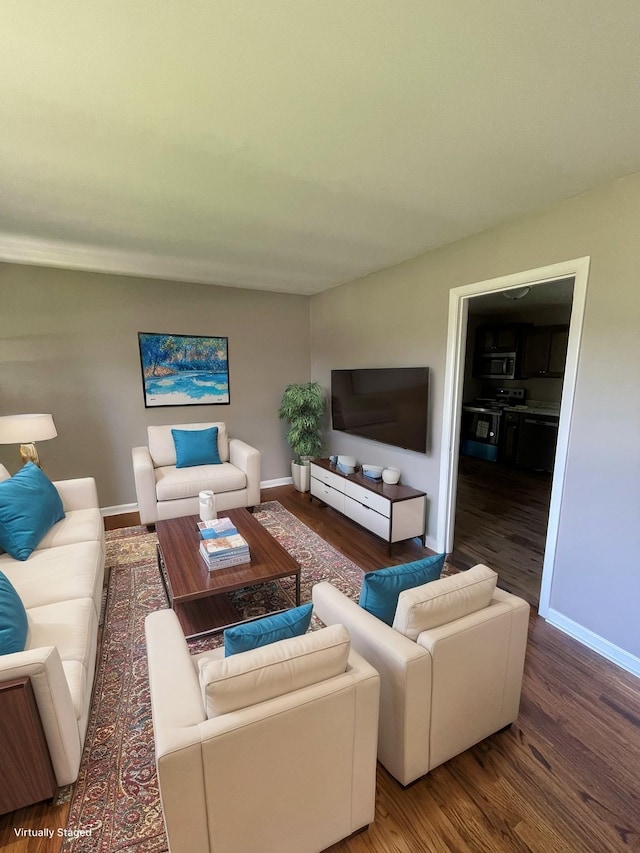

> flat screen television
[331,367,429,454]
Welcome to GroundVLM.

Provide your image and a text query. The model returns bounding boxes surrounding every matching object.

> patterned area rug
[61,501,370,852]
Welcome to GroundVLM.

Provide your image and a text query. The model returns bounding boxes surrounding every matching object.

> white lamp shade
[0,414,58,444]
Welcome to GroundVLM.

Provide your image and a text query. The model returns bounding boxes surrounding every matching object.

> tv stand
[309,459,426,555]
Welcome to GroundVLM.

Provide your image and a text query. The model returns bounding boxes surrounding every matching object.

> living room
[1,4,640,852]
[2,169,639,677]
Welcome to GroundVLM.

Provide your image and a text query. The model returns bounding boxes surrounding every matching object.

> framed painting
[138,332,230,407]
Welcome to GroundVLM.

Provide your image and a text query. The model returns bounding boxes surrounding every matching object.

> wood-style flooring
[2,485,639,853]
[449,456,553,606]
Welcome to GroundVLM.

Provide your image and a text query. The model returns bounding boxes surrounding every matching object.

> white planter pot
[291,460,311,492]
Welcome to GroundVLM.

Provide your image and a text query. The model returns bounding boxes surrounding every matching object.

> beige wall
[311,172,640,663]
[0,264,311,505]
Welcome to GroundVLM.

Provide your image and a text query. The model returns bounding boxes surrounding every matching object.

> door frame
[437,256,590,616]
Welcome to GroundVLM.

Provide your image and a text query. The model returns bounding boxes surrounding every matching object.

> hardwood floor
[449,456,553,606]
[2,486,639,853]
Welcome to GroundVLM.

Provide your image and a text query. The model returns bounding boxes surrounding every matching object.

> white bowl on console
[337,455,357,474]
[382,467,401,485]
[362,464,384,479]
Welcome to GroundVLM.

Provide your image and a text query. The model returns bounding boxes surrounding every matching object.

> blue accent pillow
[0,570,28,655]
[359,553,447,625]
[224,603,314,657]
[0,463,65,561]
[172,427,221,468]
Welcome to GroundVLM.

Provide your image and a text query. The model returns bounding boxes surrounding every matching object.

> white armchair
[145,609,380,853]
[312,564,530,786]
[132,422,261,525]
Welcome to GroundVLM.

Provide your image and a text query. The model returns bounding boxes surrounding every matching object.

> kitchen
[450,277,574,605]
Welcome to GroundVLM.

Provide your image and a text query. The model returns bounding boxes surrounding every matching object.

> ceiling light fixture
[503,286,531,301]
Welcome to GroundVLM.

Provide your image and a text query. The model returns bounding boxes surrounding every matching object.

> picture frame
[137,332,230,408]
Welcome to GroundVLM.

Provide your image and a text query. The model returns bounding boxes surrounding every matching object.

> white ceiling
[1,2,640,295]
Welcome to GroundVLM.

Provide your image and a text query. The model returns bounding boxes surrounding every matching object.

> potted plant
[278,381,325,492]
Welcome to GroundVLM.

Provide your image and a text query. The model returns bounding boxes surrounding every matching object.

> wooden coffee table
[156,508,301,639]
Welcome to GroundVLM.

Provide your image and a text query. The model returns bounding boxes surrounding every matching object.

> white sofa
[145,609,380,853]
[313,565,530,786]
[132,422,261,525]
[0,463,105,788]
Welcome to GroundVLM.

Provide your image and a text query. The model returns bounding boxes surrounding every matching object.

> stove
[460,389,526,462]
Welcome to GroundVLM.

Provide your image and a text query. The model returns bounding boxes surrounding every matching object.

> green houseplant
[279,381,325,491]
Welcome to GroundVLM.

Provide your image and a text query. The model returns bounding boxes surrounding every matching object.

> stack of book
[197,517,238,539]
[197,517,250,570]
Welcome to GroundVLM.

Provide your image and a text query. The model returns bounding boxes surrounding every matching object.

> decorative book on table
[199,532,250,571]
[197,517,239,539]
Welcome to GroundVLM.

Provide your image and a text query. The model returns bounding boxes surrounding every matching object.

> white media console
[309,458,426,554]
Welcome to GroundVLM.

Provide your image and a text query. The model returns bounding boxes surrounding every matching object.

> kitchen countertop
[463,398,561,418]
[505,404,560,418]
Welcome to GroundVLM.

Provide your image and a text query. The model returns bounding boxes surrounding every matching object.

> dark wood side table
[0,677,58,815]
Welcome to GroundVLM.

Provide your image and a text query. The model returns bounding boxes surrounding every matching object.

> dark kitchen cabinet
[521,325,569,378]
[474,323,529,354]
[515,415,559,472]
[501,410,521,464]
[547,327,570,374]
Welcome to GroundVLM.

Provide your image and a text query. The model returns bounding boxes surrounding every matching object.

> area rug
[61,501,371,852]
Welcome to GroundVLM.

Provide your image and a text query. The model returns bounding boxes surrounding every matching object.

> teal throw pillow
[0,463,65,561]
[359,553,447,625]
[0,570,29,654]
[172,427,221,468]
[224,603,314,657]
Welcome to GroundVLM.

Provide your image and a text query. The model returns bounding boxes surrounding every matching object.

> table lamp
[0,414,58,467]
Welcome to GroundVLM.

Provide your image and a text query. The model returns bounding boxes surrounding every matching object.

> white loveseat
[0,463,105,788]
[145,609,380,853]
[313,565,530,786]
[132,422,261,525]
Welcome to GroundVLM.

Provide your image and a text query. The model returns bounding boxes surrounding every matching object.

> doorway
[450,279,573,606]
[437,258,590,617]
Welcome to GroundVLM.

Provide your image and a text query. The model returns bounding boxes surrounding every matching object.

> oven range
[460,388,525,463]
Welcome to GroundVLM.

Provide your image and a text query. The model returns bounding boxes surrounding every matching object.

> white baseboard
[545,608,640,678]
[100,503,138,517]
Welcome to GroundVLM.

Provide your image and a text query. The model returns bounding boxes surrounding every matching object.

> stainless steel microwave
[473,352,517,380]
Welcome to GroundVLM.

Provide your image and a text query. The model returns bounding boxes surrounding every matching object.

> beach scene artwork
[138,332,230,407]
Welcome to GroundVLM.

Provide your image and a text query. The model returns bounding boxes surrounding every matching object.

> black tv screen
[331,367,429,454]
